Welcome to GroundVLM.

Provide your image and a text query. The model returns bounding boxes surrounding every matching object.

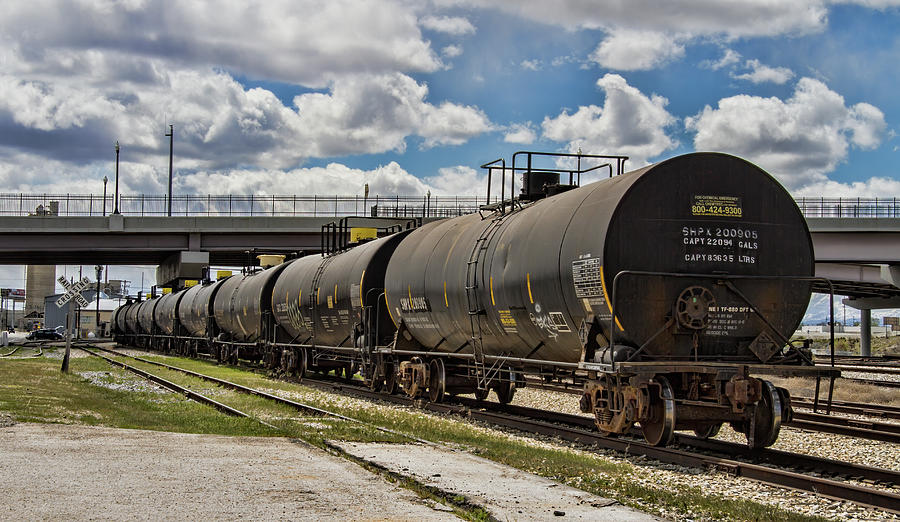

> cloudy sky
[2,0,900,295]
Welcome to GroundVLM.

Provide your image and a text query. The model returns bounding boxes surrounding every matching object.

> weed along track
[78,347,277,429]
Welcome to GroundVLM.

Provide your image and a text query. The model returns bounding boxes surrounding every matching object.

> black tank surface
[213,265,288,342]
[124,302,140,334]
[112,304,129,335]
[179,280,227,337]
[385,152,813,363]
[137,297,160,335]
[155,290,188,336]
[272,232,411,347]
[271,255,322,342]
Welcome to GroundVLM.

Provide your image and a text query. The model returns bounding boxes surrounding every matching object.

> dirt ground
[0,422,455,521]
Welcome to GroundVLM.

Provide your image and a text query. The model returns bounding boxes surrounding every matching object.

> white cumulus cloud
[420,15,476,35]
[0,0,443,88]
[685,77,887,190]
[703,49,742,70]
[732,59,795,84]
[793,177,900,198]
[504,123,538,144]
[542,74,677,167]
[589,29,685,71]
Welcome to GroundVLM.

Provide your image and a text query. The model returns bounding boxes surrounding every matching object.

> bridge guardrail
[0,193,489,219]
[795,197,900,218]
[1,194,898,219]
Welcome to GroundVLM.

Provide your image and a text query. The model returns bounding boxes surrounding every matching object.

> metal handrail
[0,193,495,219]
[2,193,898,219]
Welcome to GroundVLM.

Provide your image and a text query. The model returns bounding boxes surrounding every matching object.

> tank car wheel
[641,376,676,446]
[296,349,307,381]
[427,359,445,403]
[280,349,293,374]
[383,363,398,395]
[494,370,516,405]
[474,388,489,401]
[747,380,782,449]
[693,423,722,439]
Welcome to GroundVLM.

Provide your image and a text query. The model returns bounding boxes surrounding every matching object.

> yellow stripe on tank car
[443,281,448,307]
[599,265,624,331]
[385,289,397,327]
[334,284,338,304]
[526,273,534,304]
[359,270,366,308]
[490,276,495,306]
[408,284,412,303]
[316,287,320,304]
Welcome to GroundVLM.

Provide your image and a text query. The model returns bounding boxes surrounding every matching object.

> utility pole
[165,124,174,216]
[113,141,121,214]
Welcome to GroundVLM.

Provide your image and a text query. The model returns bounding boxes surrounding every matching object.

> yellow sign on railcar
[350,227,377,243]
[161,288,172,295]
[217,271,232,280]
[184,280,199,287]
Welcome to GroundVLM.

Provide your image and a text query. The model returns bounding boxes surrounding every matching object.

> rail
[2,193,899,219]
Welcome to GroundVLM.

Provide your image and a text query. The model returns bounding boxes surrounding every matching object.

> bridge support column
[860,309,872,357]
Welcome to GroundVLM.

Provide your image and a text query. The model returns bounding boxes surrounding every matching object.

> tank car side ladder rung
[465,214,506,390]
[308,256,335,343]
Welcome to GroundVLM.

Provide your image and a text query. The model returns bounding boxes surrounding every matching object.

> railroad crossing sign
[56,276,91,309]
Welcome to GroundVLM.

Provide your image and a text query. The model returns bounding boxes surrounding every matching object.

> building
[43,293,123,338]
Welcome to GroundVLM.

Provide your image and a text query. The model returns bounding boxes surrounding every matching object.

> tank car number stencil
[572,257,603,298]
[691,194,743,218]
[498,310,517,333]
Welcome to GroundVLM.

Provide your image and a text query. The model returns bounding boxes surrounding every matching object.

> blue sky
[1,0,900,292]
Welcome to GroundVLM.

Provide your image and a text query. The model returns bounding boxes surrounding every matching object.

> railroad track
[842,377,900,389]
[526,377,900,444]
[93,344,900,513]
[791,397,900,421]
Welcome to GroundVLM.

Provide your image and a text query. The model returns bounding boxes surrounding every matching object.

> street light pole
[165,124,173,216]
[102,176,108,216]
[113,141,121,214]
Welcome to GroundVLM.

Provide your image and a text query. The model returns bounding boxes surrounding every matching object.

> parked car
[26,329,64,340]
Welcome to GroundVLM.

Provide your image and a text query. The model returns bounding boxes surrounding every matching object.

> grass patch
[2,352,829,521]
[0,357,270,436]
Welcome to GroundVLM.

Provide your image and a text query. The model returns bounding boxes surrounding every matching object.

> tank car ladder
[465,214,507,392]
[307,255,336,360]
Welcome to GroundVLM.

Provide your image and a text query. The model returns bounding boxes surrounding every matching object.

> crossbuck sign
[57,276,92,309]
